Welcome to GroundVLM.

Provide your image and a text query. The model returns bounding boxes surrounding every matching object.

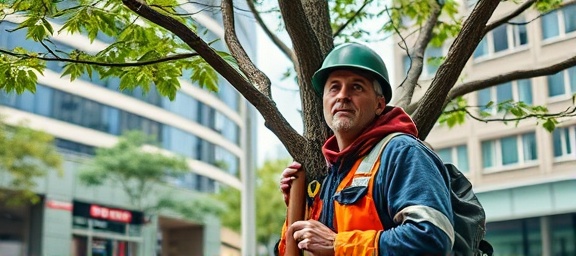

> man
[277,43,454,255]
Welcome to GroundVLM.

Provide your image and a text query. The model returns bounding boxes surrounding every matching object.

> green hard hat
[311,43,392,102]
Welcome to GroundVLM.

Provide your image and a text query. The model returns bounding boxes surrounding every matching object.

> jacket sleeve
[374,137,454,255]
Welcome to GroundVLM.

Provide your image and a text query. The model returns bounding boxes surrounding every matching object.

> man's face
[322,69,386,136]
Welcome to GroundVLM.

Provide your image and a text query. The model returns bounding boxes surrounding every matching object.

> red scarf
[322,106,418,165]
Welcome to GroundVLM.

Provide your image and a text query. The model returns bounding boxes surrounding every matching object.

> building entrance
[71,201,144,256]
[72,235,138,256]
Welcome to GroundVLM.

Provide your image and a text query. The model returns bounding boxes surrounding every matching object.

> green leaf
[542,118,557,132]
[41,18,54,35]
[189,58,219,92]
[61,63,83,81]
[485,101,494,108]
[509,107,525,117]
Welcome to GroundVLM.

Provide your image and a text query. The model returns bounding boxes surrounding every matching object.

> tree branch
[485,0,576,34]
[484,0,536,34]
[0,49,197,67]
[121,0,306,153]
[412,0,501,140]
[458,106,576,123]
[221,0,271,97]
[448,55,576,100]
[394,2,441,109]
[246,0,295,63]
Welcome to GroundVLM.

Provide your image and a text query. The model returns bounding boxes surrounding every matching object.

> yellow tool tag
[307,180,321,198]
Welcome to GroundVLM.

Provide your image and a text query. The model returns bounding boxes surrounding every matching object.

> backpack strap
[352,132,405,186]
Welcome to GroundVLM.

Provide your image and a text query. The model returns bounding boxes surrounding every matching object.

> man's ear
[375,96,386,115]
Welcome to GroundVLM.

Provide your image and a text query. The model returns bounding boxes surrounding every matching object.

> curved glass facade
[0,85,240,178]
[0,20,246,192]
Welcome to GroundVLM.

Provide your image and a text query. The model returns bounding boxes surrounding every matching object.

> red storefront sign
[46,200,73,211]
[89,205,132,223]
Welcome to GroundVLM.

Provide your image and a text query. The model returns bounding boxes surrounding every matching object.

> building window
[481,132,538,170]
[437,145,470,172]
[547,66,576,98]
[542,10,560,39]
[552,125,575,159]
[474,37,488,58]
[474,18,528,59]
[541,4,576,40]
[550,214,576,255]
[477,80,533,114]
[493,25,509,53]
[486,217,542,256]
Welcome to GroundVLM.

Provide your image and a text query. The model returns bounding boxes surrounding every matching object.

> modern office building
[391,1,576,255]
[0,2,256,256]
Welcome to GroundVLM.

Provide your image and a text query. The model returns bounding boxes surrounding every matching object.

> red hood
[322,106,418,165]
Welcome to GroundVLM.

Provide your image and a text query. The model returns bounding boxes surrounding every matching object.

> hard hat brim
[311,65,392,103]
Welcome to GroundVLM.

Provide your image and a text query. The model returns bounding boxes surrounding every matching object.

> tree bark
[279,0,331,180]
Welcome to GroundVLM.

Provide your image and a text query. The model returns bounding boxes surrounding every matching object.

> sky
[254,30,302,165]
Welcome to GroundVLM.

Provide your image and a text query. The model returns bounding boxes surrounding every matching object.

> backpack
[445,163,493,256]
[372,133,493,256]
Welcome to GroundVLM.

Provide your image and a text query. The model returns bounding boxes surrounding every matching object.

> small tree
[218,158,290,254]
[79,131,222,221]
[0,117,62,206]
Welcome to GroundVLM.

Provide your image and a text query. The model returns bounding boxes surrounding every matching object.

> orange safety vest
[279,135,398,255]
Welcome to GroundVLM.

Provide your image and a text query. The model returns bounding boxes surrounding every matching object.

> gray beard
[331,117,354,132]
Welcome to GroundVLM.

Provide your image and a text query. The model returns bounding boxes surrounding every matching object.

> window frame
[481,132,539,172]
[437,145,470,173]
[552,125,576,161]
[473,17,529,61]
[547,66,576,101]
[477,79,533,116]
[541,4,576,42]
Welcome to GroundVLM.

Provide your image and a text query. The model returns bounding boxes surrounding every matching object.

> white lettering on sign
[46,200,73,211]
[89,205,132,223]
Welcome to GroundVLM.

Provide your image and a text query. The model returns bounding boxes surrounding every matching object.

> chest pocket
[333,185,368,205]
[332,133,401,232]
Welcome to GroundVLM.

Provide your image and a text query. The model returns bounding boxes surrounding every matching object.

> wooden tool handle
[285,168,306,256]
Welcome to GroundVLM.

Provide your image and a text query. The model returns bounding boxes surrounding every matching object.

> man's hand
[289,220,336,256]
[280,161,301,206]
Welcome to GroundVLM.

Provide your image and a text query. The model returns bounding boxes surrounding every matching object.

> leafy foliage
[535,0,563,12]
[0,117,62,206]
[0,0,223,100]
[216,158,290,246]
[79,131,188,208]
[79,131,221,221]
[0,47,45,94]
